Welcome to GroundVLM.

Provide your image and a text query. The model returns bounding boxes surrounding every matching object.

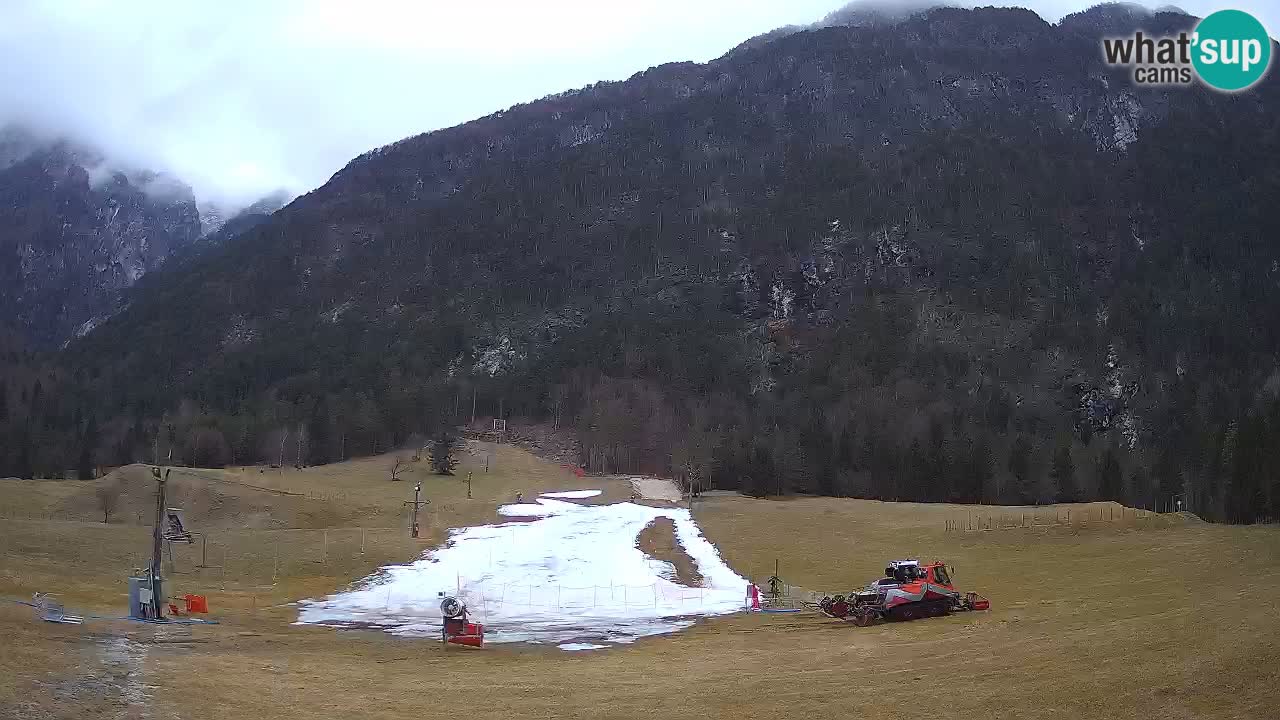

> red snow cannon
[440,596,484,647]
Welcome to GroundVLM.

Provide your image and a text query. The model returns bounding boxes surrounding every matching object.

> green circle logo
[1192,10,1272,92]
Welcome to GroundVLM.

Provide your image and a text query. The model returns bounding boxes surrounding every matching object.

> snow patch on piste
[497,502,559,517]
[558,642,607,651]
[296,497,748,645]
[539,489,602,499]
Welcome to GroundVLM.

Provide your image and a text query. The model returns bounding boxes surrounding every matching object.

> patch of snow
[324,300,354,324]
[770,281,794,321]
[558,643,607,651]
[1112,94,1140,150]
[296,499,749,645]
[74,316,101,338]
[1105,344,1123,399]
[1118,411,1139,450]
[1091,92,1142,151]
[539,490,602,499]
[497,501,560,517]
[474,336,523,377]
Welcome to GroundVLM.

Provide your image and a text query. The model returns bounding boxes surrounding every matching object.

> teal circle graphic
[1192,10,1272,92]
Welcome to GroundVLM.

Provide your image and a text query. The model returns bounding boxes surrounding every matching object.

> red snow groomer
[818,560,989,626]
[440,595,484,647]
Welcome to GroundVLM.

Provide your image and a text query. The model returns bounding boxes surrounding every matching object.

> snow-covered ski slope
[296,491,749,645]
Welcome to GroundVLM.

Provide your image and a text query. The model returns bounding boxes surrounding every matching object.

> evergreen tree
[308,399,332,466]
[928,437,949,501]
[1096,444,1123,501]
[1051,443,1076,502]
[744,445,775,497]
[837,425,856,472]
[15,428,33,480]
[966,437,993,503]
[1129,467,1149,508]
[430,432,459,475]
[908,437,930,501]
[1007,435,1034,504]
[77,416,99,480]
[0,382,7,422]
[1153,446,1181,507]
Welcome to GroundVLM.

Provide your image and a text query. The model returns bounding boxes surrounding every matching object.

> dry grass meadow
[2,442,1279,719]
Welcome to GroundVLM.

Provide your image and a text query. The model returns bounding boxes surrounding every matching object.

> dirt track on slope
[629,476,681,503]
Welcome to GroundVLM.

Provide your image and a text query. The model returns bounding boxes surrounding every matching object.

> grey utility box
[128,575,156,620]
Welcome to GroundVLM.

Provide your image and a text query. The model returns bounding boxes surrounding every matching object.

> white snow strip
[296,499,749,644]
[496,500,562,517]
[539,489,603,499]
[558,642,607,651]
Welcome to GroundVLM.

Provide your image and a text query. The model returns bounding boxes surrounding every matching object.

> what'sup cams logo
[1102,9,1272,91]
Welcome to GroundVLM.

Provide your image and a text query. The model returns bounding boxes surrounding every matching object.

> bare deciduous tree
[390,455,409,481]
[672,405,721,507]
[95,480,123,524]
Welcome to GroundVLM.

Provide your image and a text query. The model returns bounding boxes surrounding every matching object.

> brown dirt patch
[636,516,703,587]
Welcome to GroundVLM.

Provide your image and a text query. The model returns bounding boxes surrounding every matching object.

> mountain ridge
[0,124,291,347]
[6,5,1280,522]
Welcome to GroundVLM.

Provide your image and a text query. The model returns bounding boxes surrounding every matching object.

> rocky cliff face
[0,127,289,347]
[0,133,203,346]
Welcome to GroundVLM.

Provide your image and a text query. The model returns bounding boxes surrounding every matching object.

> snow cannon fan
[439,593,484,648]
[440,596,465,619]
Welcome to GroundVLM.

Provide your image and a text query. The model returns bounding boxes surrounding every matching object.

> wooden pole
[411,483,422,538]
[150,467,168,619]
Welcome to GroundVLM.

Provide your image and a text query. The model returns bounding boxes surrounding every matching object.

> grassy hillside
[3,443,1279,718]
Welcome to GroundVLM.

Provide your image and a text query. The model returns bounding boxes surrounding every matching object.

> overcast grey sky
[1,0,1276,208]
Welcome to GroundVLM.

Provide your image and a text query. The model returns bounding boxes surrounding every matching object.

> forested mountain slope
[9,5,1280,522]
